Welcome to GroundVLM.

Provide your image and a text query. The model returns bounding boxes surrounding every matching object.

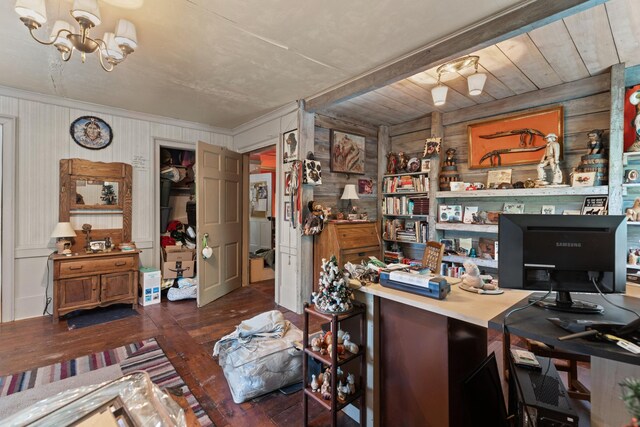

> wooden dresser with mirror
[52,158,139,322]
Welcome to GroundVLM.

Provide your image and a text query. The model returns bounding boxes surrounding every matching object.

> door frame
[153,138,196,270]
[1,116,16,322]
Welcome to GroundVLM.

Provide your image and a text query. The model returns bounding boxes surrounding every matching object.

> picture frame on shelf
[283,129,298,163]
[422,137,441,158]
[486,169,512,189]
[478,237,497,260]
[421,158,431,172]
[541,205,556,215]
[467,105,563,169]
[571,171,596,187]
[330,130,365,174]
[463,206,478,224]
[439,205,462,222]
[439,239,455,253]
[581,196,608,215]
[89,240,106,252]
[503,203,524,214]
[624,169,640,183]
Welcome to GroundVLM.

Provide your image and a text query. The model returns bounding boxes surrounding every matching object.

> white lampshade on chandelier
[431,55,487,106]
[14,0,138,72]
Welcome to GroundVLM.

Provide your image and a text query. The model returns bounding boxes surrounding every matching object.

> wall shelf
[383,171,429,177]
[442,255,498,269]
[435,185,608,199]
[383,191,429,196]
[623,152,640,166]
[382,214,429,219]
[435,223,498,233]
[383,238,426,245]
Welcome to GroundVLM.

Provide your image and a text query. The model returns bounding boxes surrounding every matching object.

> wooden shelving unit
[442,254,498,269]
[302,303,366,427]
[435,185,608,199]
[435,223,499,233]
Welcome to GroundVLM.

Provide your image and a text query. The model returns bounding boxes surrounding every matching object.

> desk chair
[422,241,444,274]
[525,339,591,401]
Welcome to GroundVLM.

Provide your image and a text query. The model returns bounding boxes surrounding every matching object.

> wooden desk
[52,251,140,322]
[489,292,640,426]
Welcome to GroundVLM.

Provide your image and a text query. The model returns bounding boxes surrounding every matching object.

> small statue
[311,336,323,352]
[443,148,457,166]
[347,373,356,395]
[461,261,483,289]
[81,223,92,253]
[311,374,319,392]
[343,333,359,354]
[587,129,605,155]
[337,329,345,344]
[397,151,409,172]
[629,250,638,265]
[386,152,398,174]
[321,377,331,400]
[536,133,562,185]
[337,381,347,402]
[626,198,640,222]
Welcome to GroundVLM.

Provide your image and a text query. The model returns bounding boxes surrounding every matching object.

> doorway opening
[248,145,276,299]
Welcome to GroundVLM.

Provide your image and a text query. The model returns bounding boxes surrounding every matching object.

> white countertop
[357,282,531,328]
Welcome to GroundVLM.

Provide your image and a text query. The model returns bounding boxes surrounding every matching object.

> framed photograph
[503,203,524,214]
[421,158,431,172]
[463,206,478,224]
[283,129,298,163]
[571,171,596,187]
[439,239,455,253]
[439,204,462,222]
[582,196,608,215]
[625,169,640,183]
[486,169,512,189]
[284,202,291,221]
[478,237,497,260]
[303,159,322,185]
[330,130,365,174]
[541,205,556,215]
[358,178,374,195]
[467,106,563,169]
[422,137,441,158]
[284,172,291,196]
[70,116,113,150]
[89,240,106,252]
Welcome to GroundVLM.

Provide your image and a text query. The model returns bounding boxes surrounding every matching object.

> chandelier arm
[96,43,115,72]
[29,28,72,46]
[61,50,73,62]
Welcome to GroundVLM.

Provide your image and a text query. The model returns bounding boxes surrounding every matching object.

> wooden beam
[377,125,390,226]
[298,101,315,313]
[626,64,640,87]
[305,0,606,113]
[428,112,443,242]
[389,115,432,137]
[609,63,625,215]
[314,113,378,137]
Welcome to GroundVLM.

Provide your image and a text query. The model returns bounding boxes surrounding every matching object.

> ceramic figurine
[461,261,483,289]
[347,373,356,395]
[323,331,333,346]
[317,372,323,385]
[343,333,359,354]
[536,133,563,185]
[337,329,345,344]
[626,198,640,222]
[443,148,457,166]
[629,250,638,265]
[587,129,605,155]
[321,378,331,400]
[311,374,319,392]
[337,381,346,402]
[397,151,409,172]
[386,152,398,174]
[311,336,322,352]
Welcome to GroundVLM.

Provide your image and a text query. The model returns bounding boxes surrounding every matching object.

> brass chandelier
[15,0,138,72]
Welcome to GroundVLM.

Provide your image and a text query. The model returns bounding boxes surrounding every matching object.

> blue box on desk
[380,271,450,300]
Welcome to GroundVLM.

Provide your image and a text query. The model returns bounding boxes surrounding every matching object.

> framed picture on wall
[330,130,365,174]
[284,172,291,196]
[70,116,113,150]
[284,202,291,221]
[283,129,298,163]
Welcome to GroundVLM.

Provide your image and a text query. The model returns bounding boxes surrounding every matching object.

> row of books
[382,196,430,216]
[382,250,421,267]
[440,263,466,278]
[382,219,428,243]
[382,175,429,193]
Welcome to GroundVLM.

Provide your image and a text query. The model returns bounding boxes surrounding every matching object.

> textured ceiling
[0,0,524,128]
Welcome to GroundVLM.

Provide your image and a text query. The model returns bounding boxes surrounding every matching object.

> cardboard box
[139,267,161,306]
[163,245,195,262]
[250,257,274,283]
[161,260,195,279]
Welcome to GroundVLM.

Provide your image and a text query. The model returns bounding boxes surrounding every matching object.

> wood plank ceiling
[320,0,640,127]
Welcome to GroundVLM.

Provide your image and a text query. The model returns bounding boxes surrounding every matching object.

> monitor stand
[529,291,604,314]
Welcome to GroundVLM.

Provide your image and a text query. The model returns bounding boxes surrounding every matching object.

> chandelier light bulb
[431,84,448,106]
[15,0,47,26]
[468,72,487,96]
[49,20,73,51]
[71,0,102,27]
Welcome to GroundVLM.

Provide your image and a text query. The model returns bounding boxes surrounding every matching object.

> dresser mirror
[72,179,122,210]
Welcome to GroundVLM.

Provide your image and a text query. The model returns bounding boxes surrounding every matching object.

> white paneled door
[196,142,243,307]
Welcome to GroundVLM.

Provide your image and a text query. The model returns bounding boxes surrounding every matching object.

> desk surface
[357,282,531,327]
[488,292,640,365]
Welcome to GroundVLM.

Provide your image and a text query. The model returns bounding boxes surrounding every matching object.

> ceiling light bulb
[15,0,47,25]
[468,72,487,96]
[49,20,73,51]
[115,19,138,50]
[71,0,101,27]
[431,85,448,106]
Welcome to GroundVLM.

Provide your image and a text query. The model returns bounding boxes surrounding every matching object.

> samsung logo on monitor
[556,242,582,247]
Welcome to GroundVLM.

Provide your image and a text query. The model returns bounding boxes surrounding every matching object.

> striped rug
[0,338,213,426]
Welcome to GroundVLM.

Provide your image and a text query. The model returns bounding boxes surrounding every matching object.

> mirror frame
[70,178,124,211]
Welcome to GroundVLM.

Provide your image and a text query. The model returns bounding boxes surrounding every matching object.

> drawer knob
[69,266,83,270]
[358,252,366,257]
[115,261,127,266]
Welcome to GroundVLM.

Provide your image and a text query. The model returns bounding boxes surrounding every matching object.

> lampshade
[71,0,101,26]
[467,72,487,96]
[49,20,73,51]
[101,32,124,61]
[50,222,77,238]
[115,19,138,50]
[431,85,448,106]
[15,0,47,25]
[341,184,359,200]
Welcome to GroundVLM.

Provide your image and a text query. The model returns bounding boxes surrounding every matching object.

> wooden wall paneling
[391,80,439,112]
[443,73,610,126]
[68,109,114,162]
[0,95,19,116]
[472,45,538,94]
[327,99,395,126]
[496,34,564,88]
[150,123,184,141]
[563,4,620,75]
[347,95,408,124]
[211,133,233,149]
[418,69,478,109]
[182,128,212,145]
[609,63,625,215]
[390,129,432,156]
[457,64,515,100]
[429,112,443,242]
[607,0,640,68]
[377,125,390,226]
[528,20,591,82]
[404,72,459,112]
[361,90,426,122]
[389,115,432,137]
[314,114,378,138]
[17,100,69,250]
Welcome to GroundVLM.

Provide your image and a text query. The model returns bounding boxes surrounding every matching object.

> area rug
[0,338,213,426]
[65,305,139,329]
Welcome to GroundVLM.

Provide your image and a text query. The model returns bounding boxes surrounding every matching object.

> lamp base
[56,238,71,254]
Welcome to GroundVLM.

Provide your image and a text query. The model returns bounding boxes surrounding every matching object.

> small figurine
[337,329,345,344]
[626,198,640,222]
[461,261,483,289]
[82,223,92,253]
[536,133,563,185]
[321,377,331,400]
[443,148,457,166]
[337,381,347,402]
[347,373,356,395]
[343,333,359,354]
[386,152,398,174]
[311,374,319,392]
[311,336,323,352]
[629,250,638,265]
[397,151,409,172]
[587,129,605,155]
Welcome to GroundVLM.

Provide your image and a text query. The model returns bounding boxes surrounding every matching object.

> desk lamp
[50,222,76,255]
[341,184,359,215]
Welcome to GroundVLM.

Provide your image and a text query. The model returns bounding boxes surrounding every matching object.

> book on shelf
[383,218,428,243]
[383,175,429,193]
[383,195,429,216]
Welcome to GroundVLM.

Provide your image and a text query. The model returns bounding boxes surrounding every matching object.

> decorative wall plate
[70,116,113,150]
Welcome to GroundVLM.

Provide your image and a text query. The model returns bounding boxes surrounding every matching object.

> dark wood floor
[0,280,357,426]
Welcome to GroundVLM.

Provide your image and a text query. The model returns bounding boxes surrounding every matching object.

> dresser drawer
[334,223,380,249]
[341,246,380,266]
[59,256,135,277]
